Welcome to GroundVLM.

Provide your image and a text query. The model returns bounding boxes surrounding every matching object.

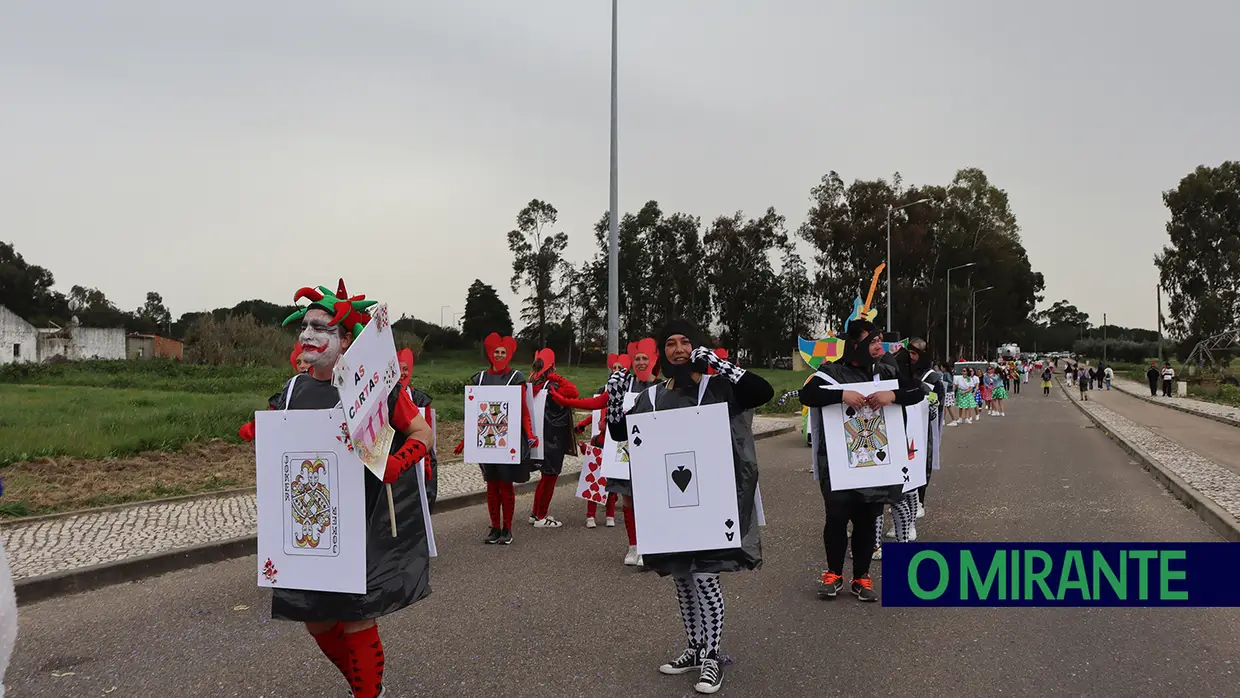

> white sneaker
[528,515,537,525]
[871,545,883,560]
[908,524,918,541]
[585,517,597,529]
[636,554,644,566]
[916,503,925,519]
[624,545,639,566]
[948,420,959,427]
[605,516,616,527]
[966,418,973,424]
[533,516,563,528]
[1001,412,1006,417]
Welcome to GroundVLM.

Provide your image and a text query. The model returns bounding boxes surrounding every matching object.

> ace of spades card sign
[819,378,909,492]
[627,401,740,556]
[463,384,523,465]
[255,409,367,594]
[332,303,399,481]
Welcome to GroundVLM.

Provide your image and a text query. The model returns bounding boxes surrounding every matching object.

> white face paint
[299,308,345,371]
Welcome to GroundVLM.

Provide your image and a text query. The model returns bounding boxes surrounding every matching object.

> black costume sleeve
[729,371,774,412]
[798,373,844,407]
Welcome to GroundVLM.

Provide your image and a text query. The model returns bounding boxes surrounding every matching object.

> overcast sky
[2,1,1235,332]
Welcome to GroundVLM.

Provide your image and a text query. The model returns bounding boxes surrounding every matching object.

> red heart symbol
[590,482,600,492]
[588,462,599,472]
[585,473,595,483]
[509,448,516,454]
[592,447,602,457]
[581,490,591,499]
[467,394,474,401]
[598,477,608,486]
[593,493,604,502]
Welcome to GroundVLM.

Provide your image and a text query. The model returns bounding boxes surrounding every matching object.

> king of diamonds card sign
[627,401,740,556]
[256,409,367,594]
[331,303,399,481]
[464,384,523,465]
[819,378,909,491]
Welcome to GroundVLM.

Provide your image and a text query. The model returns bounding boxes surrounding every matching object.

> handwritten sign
[332,303,399,480]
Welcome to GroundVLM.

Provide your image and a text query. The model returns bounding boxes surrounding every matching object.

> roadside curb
[0,487,258,529]
[1058,377,1240,542]
[15,424,796,605]
[1110,381,1240,430]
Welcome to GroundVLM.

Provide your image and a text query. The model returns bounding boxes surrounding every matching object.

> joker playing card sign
[256,409,367,594]
[627,401,740,556]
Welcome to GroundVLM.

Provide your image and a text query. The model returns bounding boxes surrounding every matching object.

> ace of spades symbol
[665,451,700,509]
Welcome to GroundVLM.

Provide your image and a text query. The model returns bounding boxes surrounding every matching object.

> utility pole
[1103,312,1107,364]
[606,0,620,355]
[1157,284,1164,365]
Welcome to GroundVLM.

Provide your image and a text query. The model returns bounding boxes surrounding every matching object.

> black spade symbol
[876,450,887,461]
[845,407,856,417]
[724,518,734,529]
[671,466,693,492]
[633,436,643,447]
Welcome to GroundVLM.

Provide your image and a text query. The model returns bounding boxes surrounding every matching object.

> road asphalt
[8,387,1239,697]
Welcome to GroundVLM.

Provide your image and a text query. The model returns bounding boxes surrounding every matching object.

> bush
[184,314,292,366]
[1071,338,1173,364]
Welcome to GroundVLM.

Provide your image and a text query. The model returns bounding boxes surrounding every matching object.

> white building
[0,306,39,365]
[0,306,126,363]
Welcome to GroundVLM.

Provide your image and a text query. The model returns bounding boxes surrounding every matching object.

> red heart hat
[484,333,518,373]
[606,352,632,372]
[532,348,556,380]
[289,342,304,370]
[397,347,415,388]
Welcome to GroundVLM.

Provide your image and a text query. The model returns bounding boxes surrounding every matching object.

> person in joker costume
[266,280,435,698]
[453,332,536,545]
[606,320,773,694]
[398,348,438,513]
[525,348,578,528]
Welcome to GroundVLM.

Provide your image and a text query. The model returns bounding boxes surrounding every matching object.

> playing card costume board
[259,373,433,621]
[465,370,531,483]
[815,378,909,491]
[620,376,762,576]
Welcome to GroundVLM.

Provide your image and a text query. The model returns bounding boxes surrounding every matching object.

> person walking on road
[526,349,578,529]
[1162,362,1175,397]
[1147,362,1160,396]
[1078,366,1090,400]
[991,367,1009,416]
[606,319,773,695]
[1103,365,1113,391]
[1041,366,1053,396]
[950,368,976,425]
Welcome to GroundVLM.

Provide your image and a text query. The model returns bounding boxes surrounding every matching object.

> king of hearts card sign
[626,381,740,556]
[255,409,367,594]
[463,385,524,465]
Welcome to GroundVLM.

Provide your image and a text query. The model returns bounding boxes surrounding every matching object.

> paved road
[9,390,1239,697]
[1087,384,1240,478]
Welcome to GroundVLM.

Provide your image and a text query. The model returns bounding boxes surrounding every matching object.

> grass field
[0,355,805,517]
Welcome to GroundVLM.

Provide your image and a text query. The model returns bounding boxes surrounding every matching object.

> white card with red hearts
[576,410,609,503]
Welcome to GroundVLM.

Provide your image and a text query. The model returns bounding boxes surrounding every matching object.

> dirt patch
[0,421,471,518]
[0,440,256,517]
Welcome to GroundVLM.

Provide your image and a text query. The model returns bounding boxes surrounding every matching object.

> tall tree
[507,199,569,348]
[1154,161,1240,342]
[461,279,513,342]
[779,248,815,343]
[703,207,789,363]
[0,241,68,323]
[137,291,172,328]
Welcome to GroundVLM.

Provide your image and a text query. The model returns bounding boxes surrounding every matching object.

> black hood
[842,319,877,367]
[657,318,707,384]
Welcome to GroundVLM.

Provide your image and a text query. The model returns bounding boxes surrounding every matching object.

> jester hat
[282,279,377,338]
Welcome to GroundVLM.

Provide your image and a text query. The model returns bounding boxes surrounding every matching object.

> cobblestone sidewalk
[0,416,795,581]
[1063,378,1240,524]
[1109,376,1240,426]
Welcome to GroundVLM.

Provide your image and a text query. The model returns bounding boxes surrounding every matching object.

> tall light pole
[971,286,995,359]
[440,305,451,327]
[606,0,620,355]
[1103,312,1107,365]
[945,262,977,364]
[886,198,932,333]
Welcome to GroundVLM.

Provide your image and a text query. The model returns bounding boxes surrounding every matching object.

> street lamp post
[945,262,977,364]
[886,198,932,333]
[971,286,995,360]
[606,0,620,355]
[440,305,451,327]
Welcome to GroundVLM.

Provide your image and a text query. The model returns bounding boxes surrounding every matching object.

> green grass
[0,384,265,466]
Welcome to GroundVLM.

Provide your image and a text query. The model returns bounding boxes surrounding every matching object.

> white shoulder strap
[506,371,518,385]
[282,374,298,413]
[697,374,711,406]
[647,385,659,412]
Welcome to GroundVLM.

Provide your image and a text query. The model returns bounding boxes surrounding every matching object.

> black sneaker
[817,571,844,598]
[498,528,514,545]
[658,646,702,675]
[852,575,878,602]
[483,527,501,544]
[693,651,723,694]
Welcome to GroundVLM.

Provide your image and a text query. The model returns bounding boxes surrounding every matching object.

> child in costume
[398,348,438,513]
[605,320,773,694]
[267,280,435,698]
[526,349,579,528]
[453,333,536,545]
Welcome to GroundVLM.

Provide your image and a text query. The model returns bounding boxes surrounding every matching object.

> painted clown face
[299,308,350,372]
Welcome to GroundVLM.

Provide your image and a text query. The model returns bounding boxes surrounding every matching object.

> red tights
[311,622,385,698]
[532,474,558,519]
[485,480,516,530]
[586,492,617,519]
